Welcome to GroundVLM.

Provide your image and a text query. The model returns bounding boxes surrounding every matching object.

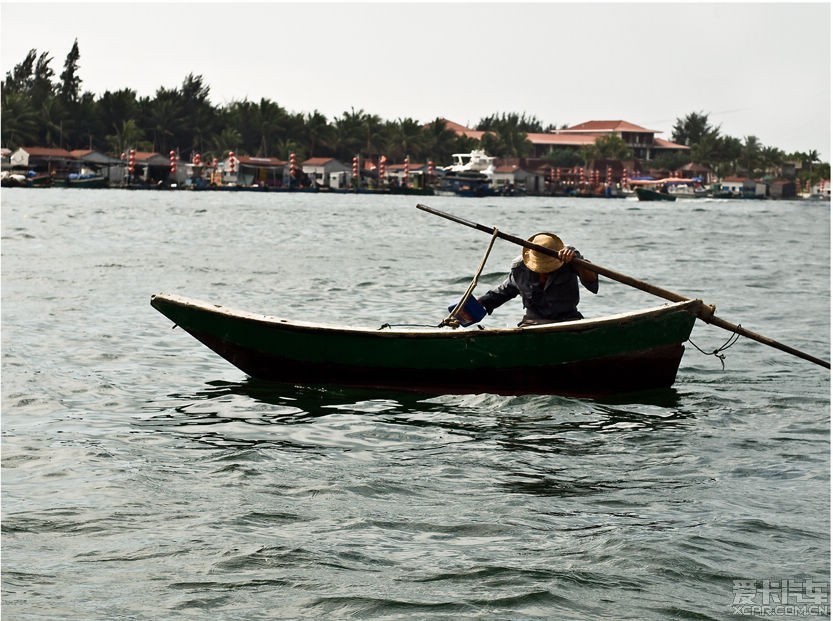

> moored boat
[438,149,499,197]
[150,293,704,397]
[0,172,54,188]
[0,171,27,187]
[635,187,676,202]
[66,173,108,188]
[666,181,708,198]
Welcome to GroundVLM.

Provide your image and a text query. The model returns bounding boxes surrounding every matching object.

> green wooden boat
[150,293,704,396]
[66,174,108,189]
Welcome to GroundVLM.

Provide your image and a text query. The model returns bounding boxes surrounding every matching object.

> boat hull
[66,176,108,189]
[151,294,701,396]
[636,188,676,202]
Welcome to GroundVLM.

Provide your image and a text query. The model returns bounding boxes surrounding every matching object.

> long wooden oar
[416,203,830,370]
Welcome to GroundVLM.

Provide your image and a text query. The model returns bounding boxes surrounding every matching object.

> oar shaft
[417,203,691,302]
[706,315,830,369]
[416,203,830,370]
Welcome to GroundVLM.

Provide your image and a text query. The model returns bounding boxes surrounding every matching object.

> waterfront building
[70,149,123,184]
[492,164,535,193]
[302,157,350,189]
[234,156,287,188]
[810,179,830,199]
[10,147,75,176]
[128,152,175,185]
[439,119,689,161]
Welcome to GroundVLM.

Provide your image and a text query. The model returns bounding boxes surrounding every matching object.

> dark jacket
[479,252,598,325]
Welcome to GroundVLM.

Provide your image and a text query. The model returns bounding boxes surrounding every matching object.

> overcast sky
[1,2,830,160]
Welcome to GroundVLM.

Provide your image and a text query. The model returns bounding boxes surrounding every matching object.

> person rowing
[477,232,599,326]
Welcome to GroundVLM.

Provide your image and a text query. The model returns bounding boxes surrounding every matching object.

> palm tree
[178,74,217,158]
[759,146,785,177]
[96,89,139,135]
[361,111,385,157]
[105,119,144,155]
[671,111,720,146]
[253,98,289,156]
[222,98,289,156]
[303,110,333,157]
[383,117,425,161]
[70,91,100,150]
[581,134,632,167]
[477,112,537,157]
[274,137,303,161]
[333,108,367,160]
[806,149,820,183]
[719,136,743,177]
[421,118,459,164]
[38,97,65,147]
[0,91,39,147]
[739,135,762,176]
[144,87,185,153]
[210,127,242,159]
[477,112,543,133]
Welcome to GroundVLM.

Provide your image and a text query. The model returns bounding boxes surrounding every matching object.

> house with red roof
[492,164,534,193]
[302,157,350,188]
[235,156,287,187]
[440,119,688,161]
[437,119,490,142]
[10,147,76,174]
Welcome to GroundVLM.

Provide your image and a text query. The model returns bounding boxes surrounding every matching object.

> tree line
[2,41,828,184]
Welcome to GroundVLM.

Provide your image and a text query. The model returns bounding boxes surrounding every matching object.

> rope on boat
[439,227,500,329]
[688,325,742,370]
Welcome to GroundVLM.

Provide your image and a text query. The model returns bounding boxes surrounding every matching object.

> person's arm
[478,273,519,314]
[559,246,599,293]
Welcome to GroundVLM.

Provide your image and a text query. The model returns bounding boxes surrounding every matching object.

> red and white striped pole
[403,156,410,188]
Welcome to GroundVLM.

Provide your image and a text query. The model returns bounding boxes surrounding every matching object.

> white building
[302,157,350,188]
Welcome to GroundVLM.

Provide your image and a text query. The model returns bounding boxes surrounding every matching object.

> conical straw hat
[522,232,564,273]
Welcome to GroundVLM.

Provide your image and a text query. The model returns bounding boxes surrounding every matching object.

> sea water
[2,188,829,619]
